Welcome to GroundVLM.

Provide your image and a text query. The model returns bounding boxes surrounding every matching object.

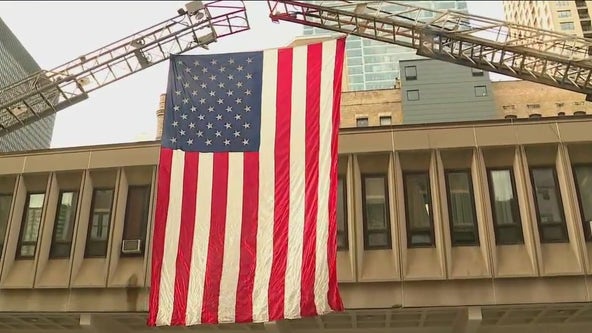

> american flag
[148,37,346,326]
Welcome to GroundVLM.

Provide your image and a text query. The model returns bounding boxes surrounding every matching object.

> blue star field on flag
[162,52,263,153]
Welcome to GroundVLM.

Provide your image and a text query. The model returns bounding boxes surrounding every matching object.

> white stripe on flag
[157,150,185,325]
[218,152,245,322]
[252,48,278,323]
[315,39,337,314]
[284,44,308,319]
[185,153,214,325]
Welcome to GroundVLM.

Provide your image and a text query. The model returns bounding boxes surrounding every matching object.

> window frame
[404,65,417,80]
[356,117,369,127]
[471,68,484,77]
[444,169,480,246]
[121,185,152,256]
[560,22,575,30]
[49,190,79,259]
[379,115,392,126]
[572,163,592,241]
[557,10,572,18]
[474,85,487,97]
[337,175,349,251]
[486,167,524,245]
[84,187,115,258]
[406,89,420,101]
[403,171,435,248]
[361,173,392,250]
[529,166,569,244]
[16,192,45,260]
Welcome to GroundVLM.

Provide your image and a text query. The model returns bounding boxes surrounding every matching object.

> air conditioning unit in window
[122,239,142,254]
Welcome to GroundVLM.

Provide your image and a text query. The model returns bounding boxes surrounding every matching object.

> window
[348,66,363,75]
[407,89,420,101]
[17,193,45,259]
[556,1,568,6]
[487,169,524,245]
[379,116,392,126]
[122,185,151,255]
[404,65,417,80]
[348,57,363,66]
[474,85,487,97]
[0,194,12,258]
[573,165,592,241]
[445,170,479,246]
[85,188,114,257]
[557,10,572,18]
[404,172,434,247]
[362,174,391,249]
[346,49,362,57]
[530,167,568,243]
[337,177,348,250]
[527,103,541,109]
[471,68,484,77]
[560,22,575,30]
[356,117,369,127]
[49,191,79,258]
[435,1,455,10]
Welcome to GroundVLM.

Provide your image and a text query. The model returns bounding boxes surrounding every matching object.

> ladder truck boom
[0,0,249,138]
[267,0,592,101]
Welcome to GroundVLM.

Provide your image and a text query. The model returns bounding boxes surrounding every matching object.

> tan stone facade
[339,88,402,127]
[492,80,590,119]
[337,80,590,128]
[1,115,592,332]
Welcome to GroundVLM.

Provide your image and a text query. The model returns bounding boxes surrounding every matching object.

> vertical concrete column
[155,93,166,140]
[454,306,482,333]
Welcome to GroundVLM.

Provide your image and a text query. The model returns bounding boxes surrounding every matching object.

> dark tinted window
[404,172,434,247]
[362,175,391,249]
[445,170,479,246]
[487,169,524,245]
[85,188,114,257]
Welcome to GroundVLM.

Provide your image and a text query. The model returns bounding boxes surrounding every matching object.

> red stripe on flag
[148,148,174,326]
[171,152,199,325]
[235,152,259,323]
[268,47,293,321]
[201,153,230,324]
[300,42,322,317]
[327,38,346,311]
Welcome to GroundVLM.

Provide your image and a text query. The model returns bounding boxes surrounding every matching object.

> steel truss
[0,0,249,137]
[267,0,592,100]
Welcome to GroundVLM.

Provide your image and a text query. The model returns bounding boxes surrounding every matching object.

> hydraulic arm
[268,0,592,100]
[0,0,249,137]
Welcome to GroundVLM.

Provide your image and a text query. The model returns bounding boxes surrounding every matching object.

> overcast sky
[0,1,504,148]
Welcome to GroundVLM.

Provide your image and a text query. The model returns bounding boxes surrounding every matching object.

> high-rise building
[303,1,469,91]
[503,1,592,39]
[0,17,55,152]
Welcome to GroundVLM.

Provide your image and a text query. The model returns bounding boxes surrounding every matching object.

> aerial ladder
[267,0,592,100]
[3,1,592,139]
[0,0,249,138]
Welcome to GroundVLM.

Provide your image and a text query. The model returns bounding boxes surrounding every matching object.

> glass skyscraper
[303,1,469,91]
[0,17,54,152]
